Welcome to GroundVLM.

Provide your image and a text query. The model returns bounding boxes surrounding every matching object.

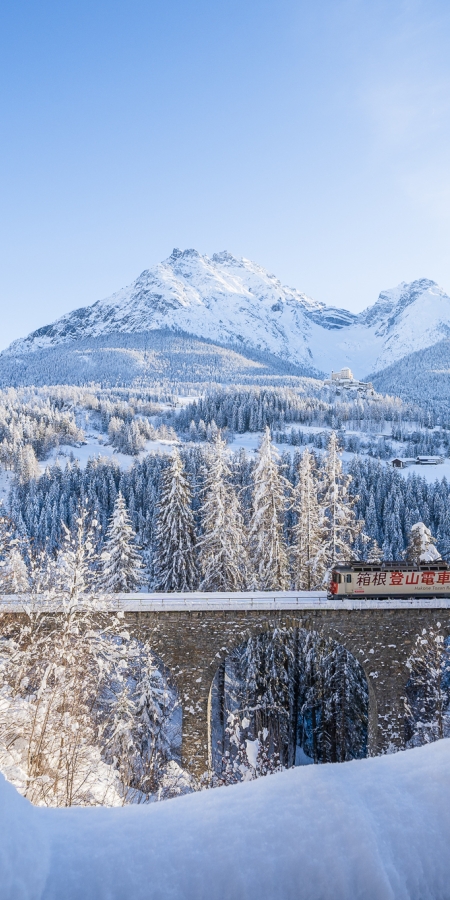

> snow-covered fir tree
[106,682,138,797]
[132,646,176,796]
[297,630,368,764]
[54,501,98,599]
[15,444,40,482]
[0,507,14,591]
[1,544,29,593]
[0,513,130,806]
[11,437,450,572]
[101,492,143,593]
[239,628,294,766]
[291,448,327,590]
[198,434,250,591]
[406,522,441,565]
[405,625,450,746]
[104,641,179,801]
[153,450,197,592]
[249,428,289,590]
[320,432,364,570]
[211,627,369,776]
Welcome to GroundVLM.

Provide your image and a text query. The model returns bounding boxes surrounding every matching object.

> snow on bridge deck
[2,591,450,611]
[113,592,450,611]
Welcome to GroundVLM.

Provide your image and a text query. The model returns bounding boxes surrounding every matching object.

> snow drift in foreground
[2,740,450,900]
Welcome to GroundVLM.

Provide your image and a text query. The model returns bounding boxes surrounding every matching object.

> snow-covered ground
[36,431,450,485]
[42,435,179,472]
[394,459,450,483]
[42,432,291,471]
[2,739,450,899]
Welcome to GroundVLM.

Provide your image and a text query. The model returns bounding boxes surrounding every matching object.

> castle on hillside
[325,367,374,393]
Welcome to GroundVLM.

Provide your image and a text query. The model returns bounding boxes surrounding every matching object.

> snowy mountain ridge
[3,250,450,378]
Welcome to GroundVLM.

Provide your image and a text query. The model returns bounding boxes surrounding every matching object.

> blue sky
[1,0,450,349]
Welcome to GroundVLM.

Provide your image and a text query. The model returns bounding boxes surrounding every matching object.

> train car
[329,561,450,598]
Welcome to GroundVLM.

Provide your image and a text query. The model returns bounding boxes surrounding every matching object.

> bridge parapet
[2,591,450,612]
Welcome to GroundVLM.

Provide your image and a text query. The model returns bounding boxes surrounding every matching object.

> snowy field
[2,739,450,899]
[32,433,450,485]
[393,459,450,483]
[228,433,450,482]
[1,419,448,488]
[41,432,292,471]
[41,434,180,472]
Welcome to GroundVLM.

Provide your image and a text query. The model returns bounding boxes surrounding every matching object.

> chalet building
[391,456,445,468]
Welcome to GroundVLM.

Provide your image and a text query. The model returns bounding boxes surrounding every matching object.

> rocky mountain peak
[2,252,450,380]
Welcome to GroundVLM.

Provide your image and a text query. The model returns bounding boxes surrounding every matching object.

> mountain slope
[310,279,450,376]
[3,250,450,381]
[370,338,450,410]
[0,330,315,389]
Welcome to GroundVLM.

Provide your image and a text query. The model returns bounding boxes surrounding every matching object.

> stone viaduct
[116,591,450,778]
[3,591,450,778]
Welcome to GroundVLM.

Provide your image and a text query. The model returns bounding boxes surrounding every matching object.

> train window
[345,574,352,583]
[334,573,342,583]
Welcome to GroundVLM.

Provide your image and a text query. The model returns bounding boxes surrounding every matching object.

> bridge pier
[177,668,211,779]
[368,680,408,755]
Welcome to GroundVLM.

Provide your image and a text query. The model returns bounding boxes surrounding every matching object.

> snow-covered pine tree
[153,450,197,592]
[318,638,368,763]
[249,427,289,590]
[1,544,29,593]
[54,501,97,599]
[198,435,250,591]
[238,628,295,766]
[291,448,327,590]
[405,625,450,745]
[320,431,364,572]
[406,522,441,565]
[437,507,450,562]
[0,506,11,550]
[0,506,13,591]
[132,646,175,796]
[364,535,383,563]
[364,492,380,545]
[106,683,138,798]
[101,492,143,593]
[297,629,368,764]
[103,641,178,800]
[15,444,40,482]
[0,509,128,807]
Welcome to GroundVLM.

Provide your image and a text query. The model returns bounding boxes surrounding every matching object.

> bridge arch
[207,624,372,775]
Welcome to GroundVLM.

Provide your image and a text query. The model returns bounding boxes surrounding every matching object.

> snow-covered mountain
[328,278,450,377]
[3,249,354,373]
[3,250,450,379]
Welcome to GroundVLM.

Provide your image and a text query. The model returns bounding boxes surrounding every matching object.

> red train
[330,561,450,598]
